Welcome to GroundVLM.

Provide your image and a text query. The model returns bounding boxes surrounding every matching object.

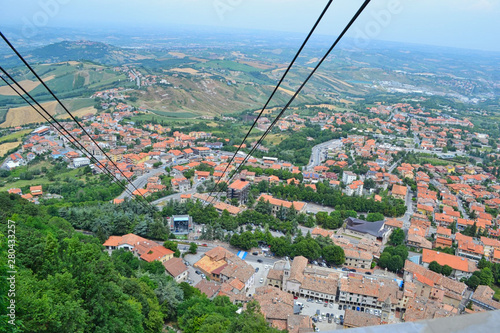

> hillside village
[3,98,500,331]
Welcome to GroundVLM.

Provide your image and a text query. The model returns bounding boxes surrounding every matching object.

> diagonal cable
[0,68,152,210]
[0,31,155,209]
[209,0,372,204]
[207,0,335,200]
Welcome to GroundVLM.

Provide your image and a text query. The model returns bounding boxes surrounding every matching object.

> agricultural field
[0,101,58,127]
[0,75,55,96]
[0,141,21,157]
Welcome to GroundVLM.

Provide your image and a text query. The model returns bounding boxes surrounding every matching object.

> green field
[194,60,259,73]
[491,284,500,301]
[127,113,204,125]
[0,129,31,143]
[418,157,466,166]
[1,167,81,190]
[0,160,86,190]
[57,98,95,112]
[0,108,8,124]
[150,109,197,118]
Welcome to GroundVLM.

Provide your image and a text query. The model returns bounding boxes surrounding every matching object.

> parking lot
[247,260,272,296]
[295,297,383,331]
[296,297,344,330]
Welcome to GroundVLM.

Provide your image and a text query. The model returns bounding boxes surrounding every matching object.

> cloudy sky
[2,0,499,51]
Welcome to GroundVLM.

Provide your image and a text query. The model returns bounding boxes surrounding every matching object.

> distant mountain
[29,40,150,65]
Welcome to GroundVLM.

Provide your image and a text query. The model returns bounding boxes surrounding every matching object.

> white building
[342,171,357,185]
[73,157,90,168]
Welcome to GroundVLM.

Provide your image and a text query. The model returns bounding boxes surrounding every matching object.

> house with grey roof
[344,217,391,244]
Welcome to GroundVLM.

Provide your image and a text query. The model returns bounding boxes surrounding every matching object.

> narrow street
[116,168,167,199]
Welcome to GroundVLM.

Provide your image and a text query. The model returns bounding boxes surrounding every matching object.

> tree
[293,239,321,260]
[441,265,453,276]
[479,267,494,286]
[270,237,291,257]
[226,300,281,333]
[364,178,376,190]
[366,212,385,222]
[429,261,442,274]
[322,245,345,265]
[448,222,457,234]
[465,274,481,290]
[163,241,181,257]
[189,242,198,254]
[378,245,408,273]
[387,255,403,273]
[255,198,272,215]
[388,228,405,246]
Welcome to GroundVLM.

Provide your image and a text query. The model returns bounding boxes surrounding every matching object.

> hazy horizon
[1,0,499,53]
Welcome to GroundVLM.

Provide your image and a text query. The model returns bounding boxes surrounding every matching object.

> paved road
[117,168,167,199]
[151,179,205,206]
[388,159,402,173]
[457,197,470,219]
[413,133,420,147]
[402,186,414,229]
[306,139,342,171]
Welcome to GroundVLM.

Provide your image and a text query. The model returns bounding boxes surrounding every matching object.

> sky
[1,0,500,52]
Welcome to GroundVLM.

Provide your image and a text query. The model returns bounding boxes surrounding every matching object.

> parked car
[342,305,347,310]
[341,267,350,271]
[259,278,264,283]
[252,252,258,255]
[324,302,328,307]
[195,270,201,275]
[338,304,342,310]
[349,269,356,272]
[255,267,259,272]
[307,298,314,302]
[365,272,372,275]
[257,259,263,263]
[329,303,333,308]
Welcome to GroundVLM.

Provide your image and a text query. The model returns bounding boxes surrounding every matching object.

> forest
[0,192,281,333]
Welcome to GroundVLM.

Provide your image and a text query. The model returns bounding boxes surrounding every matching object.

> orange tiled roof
[422,249,471,272]
[140,245,174,262]
[228,179,250,190]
